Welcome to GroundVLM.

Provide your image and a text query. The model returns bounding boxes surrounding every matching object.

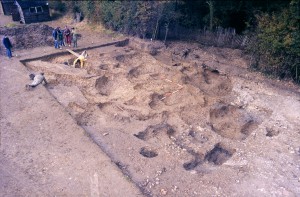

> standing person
[52,27,59,49]
[64,26,71,47]
[61,28,66,47]
[71,27,78,48]
[57,27,63,49]
[2,35,12,58]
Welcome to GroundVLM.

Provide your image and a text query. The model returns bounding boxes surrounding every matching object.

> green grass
[5,23,18,28]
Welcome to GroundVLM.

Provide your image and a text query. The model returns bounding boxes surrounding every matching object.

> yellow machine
[66,49,88,68]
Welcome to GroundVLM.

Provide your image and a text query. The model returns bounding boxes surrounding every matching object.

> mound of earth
[0,24,54,55]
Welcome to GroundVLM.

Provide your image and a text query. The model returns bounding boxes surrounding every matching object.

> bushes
[248,0,300,83]
[48,0,66,13]
[99,1,170,39]
[56,0,299,83]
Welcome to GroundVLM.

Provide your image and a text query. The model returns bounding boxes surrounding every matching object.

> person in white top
[26,73,47,89]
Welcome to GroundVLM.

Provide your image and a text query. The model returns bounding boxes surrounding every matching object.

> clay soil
[1,15,300,196]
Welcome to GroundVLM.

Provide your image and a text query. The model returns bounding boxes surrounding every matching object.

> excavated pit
[139,147,158,158]
[209,103,257,140]
[205,143,235,165]
[22,40,266,197]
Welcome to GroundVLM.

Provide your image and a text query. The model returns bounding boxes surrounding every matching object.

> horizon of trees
[49,0,299,83]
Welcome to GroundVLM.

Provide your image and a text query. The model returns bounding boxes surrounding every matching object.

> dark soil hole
[95,76,110,95]
[128,67,140,78]
[203,69,219,84]
[97,102,109,109]
[166,127,175,136]
[188,130,196,137]
[133,83,143,90]
[181,75,191,85]
[172,63,181,67]
[74,59,82,68]
[188,130,209,143]
[99,64,109,70]
[183,160,200,170]
[213,105,229,118]
[115,55,125,62]
[74,113,89,126]
[182,49,191,58]
[149,48,158,56]
[205,143,235,165]
[139,147,158,158]
[180,66,193,74]
[240,120,256,137]
[193,54,200,59]
[266,127,279,137]
[113,63,120,68]
[95,76,108,88]
[134,131,147,140]
[149,93,164,109]
[124,97,137,105]
[149,73,160,80]
[134,123,176,141]
[183,152,202,170]
[211,69,220,74]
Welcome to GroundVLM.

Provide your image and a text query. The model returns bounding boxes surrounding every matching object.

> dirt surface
[1,15,300,197]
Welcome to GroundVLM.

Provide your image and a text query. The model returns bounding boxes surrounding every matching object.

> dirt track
[1,15,300,197]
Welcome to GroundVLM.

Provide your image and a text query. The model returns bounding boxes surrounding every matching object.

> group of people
[52,26,78,49]
[29,26,78,89]
[2,26,79,59]
[1,26,79,90]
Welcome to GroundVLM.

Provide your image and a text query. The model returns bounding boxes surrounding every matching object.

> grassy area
[5,23,18,28]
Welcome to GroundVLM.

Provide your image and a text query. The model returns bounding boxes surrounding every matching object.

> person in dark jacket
[2,35,12,58]
[52,28,59,49]
[57,28,63,49]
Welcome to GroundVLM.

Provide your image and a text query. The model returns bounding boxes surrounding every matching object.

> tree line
[50,0,300,83]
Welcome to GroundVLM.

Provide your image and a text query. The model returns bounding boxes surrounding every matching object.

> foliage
[48,0,66,13]
[5,23,18,28]
[97,1,180,39]
[56,0,299,83]
[248,0,300,82]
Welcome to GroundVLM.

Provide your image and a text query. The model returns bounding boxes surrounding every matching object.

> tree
[206,0,214,31]
[249,0,300,82]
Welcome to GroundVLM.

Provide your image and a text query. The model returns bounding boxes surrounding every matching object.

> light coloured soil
[1,14,300,197]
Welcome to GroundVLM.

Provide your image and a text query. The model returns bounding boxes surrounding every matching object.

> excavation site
[19,37,300,196]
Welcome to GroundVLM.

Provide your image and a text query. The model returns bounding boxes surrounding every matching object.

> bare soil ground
[1,15,300,196]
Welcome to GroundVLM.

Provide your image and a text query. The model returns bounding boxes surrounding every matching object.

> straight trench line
[19,39,129,64]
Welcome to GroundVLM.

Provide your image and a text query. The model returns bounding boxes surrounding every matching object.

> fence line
[158,26,251,49]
